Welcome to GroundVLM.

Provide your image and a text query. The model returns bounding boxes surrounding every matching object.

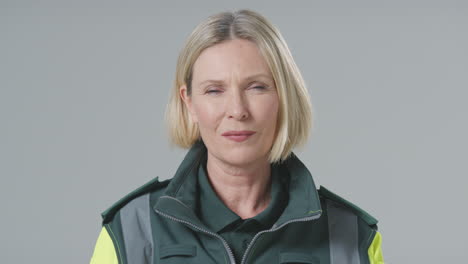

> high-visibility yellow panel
[368,231,385,264]
[90,227,118,264]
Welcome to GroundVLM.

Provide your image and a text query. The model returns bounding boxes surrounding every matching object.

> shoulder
[318,185,378,226]
[100,176,171,223]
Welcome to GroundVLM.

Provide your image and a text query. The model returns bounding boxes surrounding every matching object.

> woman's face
[180,38,279,167]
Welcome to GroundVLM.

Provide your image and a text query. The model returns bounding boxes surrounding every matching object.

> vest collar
[153,139,322,229]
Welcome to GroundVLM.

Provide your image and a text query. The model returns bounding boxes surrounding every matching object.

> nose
[226,89,249,120]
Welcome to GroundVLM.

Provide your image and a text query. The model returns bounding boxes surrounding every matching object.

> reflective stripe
[90,227,119,264]
[368,231,385,264]
[120,193,153,264]
[327,199,360,264]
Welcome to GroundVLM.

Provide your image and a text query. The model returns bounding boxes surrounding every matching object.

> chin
[221,149,267,166]
[207,139,270,165]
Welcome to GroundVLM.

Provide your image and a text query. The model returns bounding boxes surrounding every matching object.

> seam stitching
[105,224,124,264]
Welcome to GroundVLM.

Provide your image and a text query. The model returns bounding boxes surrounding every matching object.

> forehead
[192,39,273,84]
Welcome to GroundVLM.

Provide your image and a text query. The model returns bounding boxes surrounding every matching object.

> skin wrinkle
[180,38,279,220]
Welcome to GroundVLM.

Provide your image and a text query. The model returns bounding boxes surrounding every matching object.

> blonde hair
[165,8,314,163]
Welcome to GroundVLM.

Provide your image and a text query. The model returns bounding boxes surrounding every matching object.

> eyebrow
[198,73,273,86]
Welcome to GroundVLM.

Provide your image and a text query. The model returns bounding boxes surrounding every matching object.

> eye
[249,84,269,91]
[204,84,223,94]
[206,89,222,94]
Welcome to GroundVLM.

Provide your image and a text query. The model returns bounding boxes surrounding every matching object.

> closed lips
[222,131,255,136]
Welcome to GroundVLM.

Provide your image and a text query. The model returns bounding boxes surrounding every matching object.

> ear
[179,84,198,123]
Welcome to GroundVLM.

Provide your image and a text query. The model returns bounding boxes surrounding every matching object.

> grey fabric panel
[327,199,360,264]
[120,193,153,264]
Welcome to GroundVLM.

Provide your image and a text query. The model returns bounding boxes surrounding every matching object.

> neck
[205,151,272,219]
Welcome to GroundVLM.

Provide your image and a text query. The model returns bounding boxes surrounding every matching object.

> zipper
[154,206,236,264]
[240,212,322,264]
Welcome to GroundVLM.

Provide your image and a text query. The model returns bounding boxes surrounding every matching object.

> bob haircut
[165,8,314,163]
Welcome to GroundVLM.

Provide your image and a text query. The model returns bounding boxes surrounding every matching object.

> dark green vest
[100,140,379,264]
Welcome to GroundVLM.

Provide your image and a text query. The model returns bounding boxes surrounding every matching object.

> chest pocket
[279,252,320,264]
[159,244,197,263]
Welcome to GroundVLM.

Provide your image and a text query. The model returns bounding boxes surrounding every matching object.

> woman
[90,9,384,264]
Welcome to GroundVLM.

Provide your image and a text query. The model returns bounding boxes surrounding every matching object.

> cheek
[256,96,279,126]
[193,101,220,128]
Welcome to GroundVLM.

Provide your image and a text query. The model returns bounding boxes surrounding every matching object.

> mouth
[222,130,256,142]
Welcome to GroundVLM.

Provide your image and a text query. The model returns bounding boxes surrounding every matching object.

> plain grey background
[1,0,467,263]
